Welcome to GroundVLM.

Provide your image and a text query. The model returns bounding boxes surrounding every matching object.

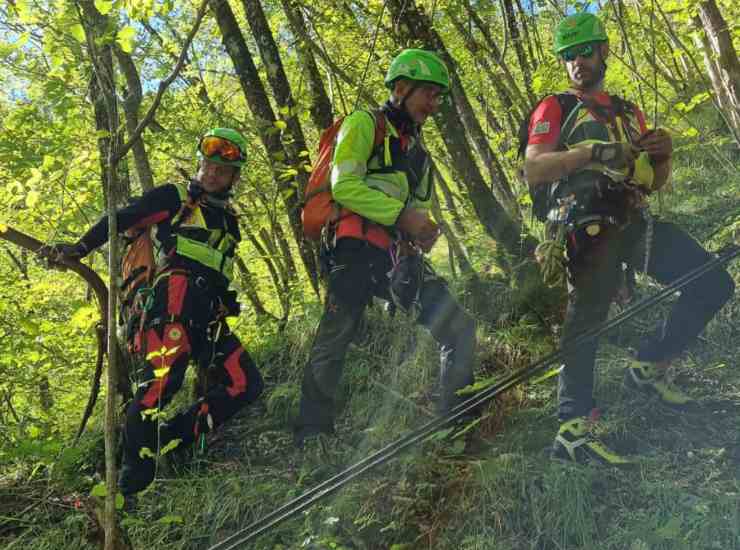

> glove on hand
[38,242,87,263]
[636,128,672,164]
[591,142,638,170]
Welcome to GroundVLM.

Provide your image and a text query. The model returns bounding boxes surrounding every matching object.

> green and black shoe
[624,360,694,409]
[551,416,634,466]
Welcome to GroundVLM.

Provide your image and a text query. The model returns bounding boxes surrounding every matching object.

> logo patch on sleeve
[532,121,551,135]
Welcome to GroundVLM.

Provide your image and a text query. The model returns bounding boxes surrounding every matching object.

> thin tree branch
[113,0,208,163]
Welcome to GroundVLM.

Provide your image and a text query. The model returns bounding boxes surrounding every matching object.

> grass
[1,140,738,549]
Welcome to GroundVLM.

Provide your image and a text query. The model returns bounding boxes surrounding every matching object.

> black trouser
[122,271,263,476]
[558,218,735,420]
[296,238,476,435]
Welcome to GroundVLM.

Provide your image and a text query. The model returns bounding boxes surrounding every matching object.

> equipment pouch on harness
[387,244,425,315]
[118,189,199,350]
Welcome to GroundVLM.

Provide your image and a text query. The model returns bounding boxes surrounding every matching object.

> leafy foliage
[0,0,738,548]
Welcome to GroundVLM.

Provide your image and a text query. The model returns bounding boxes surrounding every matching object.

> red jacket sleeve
[528,96,563,147]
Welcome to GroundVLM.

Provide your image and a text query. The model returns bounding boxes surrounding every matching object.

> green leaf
[160,438,182,456]
[70,24,86,43]
[153,366,170,378]
[15,32,31,49]
[157,514,184,524]
[165,345,180,356]
[115,493,124,509]
[116,26,136,54]
[25,190,40,208]
[426,427,454,441]
[90,482,107,497]
[139,446,156,459]
[94,0,114,15]
[16,0,35,23]
[20,319,39,334]
[274,120,287,131]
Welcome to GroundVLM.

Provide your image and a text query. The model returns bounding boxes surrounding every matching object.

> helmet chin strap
[399,82,421,112]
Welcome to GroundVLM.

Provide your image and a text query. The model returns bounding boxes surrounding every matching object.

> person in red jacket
[524,14,734,464]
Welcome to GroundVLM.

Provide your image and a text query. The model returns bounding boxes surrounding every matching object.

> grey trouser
[296,238,476,434]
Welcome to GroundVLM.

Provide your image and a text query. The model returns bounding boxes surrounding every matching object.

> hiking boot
[551,416,633,465]
[624,360,694,409]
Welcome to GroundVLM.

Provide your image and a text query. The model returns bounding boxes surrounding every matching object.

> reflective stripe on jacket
[159,184,237,281]
[331,110,432,249]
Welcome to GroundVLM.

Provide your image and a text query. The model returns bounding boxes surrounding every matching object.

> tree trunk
[88,73,130,207]
[697,0,740,146]
[234,255,275,321]
[386,0,527,259]
[430,163,474,277]
[209,0,320,294]
[114,48,154,192]
[390,1,518,215]
[448,12,523,128]
[280,0,334,130]
[462,0,530,114]
[297,12,378,108]
[435,166,467,238]
[514,0,538,69]
[245,228,291,321]
[502,0,535,103]
[76,2,125,548]
[241,0,320,296]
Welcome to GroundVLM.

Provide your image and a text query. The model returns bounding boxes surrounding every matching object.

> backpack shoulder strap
[171,183,201,230]
[555,92,584,149]
[363,108,390,167]
[371,108,387,146]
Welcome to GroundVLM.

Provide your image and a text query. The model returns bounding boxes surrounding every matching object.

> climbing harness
[387,242,424,315]
[207,245,739,550]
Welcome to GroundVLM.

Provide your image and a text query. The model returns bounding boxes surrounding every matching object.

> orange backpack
[301,110,387,240]
[119,193,199,351]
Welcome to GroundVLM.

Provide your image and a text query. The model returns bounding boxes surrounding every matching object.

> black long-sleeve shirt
[79,183,241,290]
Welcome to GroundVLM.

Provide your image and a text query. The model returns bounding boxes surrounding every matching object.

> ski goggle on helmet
[197,128,247,168]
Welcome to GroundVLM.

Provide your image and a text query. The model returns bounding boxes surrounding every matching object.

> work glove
[636,128,672,164]
[590,142,639,170]
[37,242,88,263]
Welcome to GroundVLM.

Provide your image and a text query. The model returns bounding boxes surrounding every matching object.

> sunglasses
[199,136,244,162]
[561,43,595,62]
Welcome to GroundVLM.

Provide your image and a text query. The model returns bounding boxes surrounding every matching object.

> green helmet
[553,13,608,54]
[384,49,450,91]
[197,127,248,168]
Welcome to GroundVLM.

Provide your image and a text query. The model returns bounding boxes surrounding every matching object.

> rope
[206,245,739,550]
[353,0,389,111]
